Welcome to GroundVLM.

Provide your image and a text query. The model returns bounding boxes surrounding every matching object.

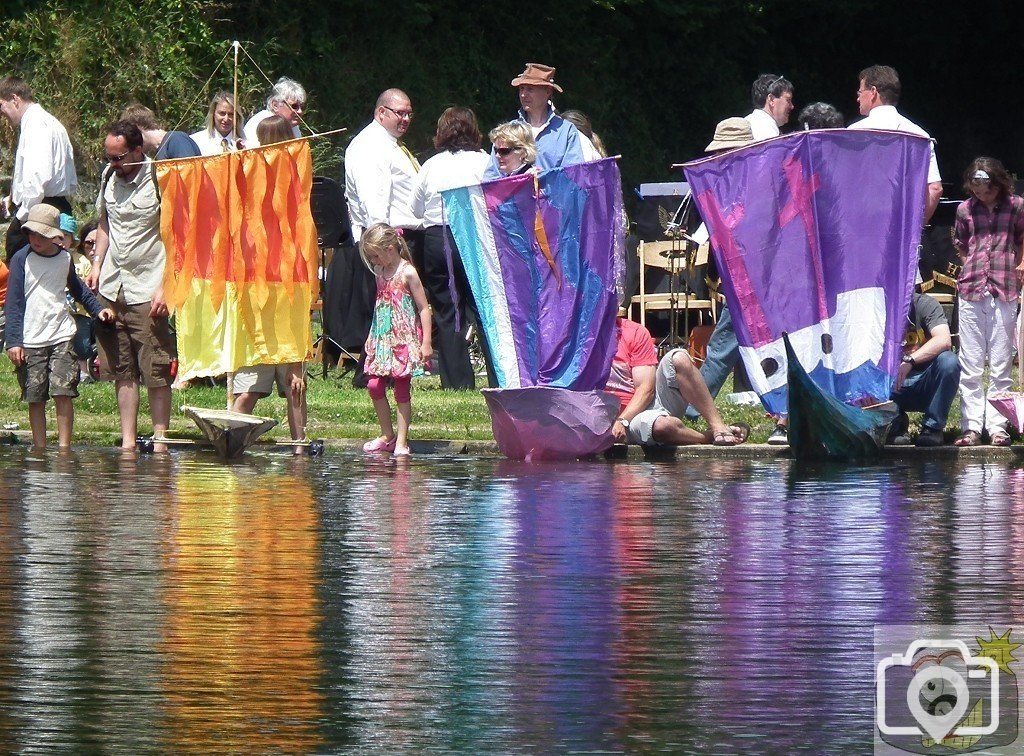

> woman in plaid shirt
[952,157,1024,446]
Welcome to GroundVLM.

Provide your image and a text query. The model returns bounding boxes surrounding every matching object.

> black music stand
[310,176,356,377]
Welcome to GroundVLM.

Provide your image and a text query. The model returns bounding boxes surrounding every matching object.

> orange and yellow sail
[155,139,319,380]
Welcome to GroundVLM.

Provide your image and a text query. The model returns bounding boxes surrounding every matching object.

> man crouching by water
[887,293,960,446]
[605,317,749,447]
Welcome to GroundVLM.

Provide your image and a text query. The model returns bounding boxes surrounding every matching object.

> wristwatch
[618,417,630,429]
[902,354,916,367]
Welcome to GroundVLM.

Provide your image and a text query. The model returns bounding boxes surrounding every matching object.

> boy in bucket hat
[4,204,113,449]
[483,62,585,178]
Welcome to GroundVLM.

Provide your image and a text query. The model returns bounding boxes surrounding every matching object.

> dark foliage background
[2,0,1022,203]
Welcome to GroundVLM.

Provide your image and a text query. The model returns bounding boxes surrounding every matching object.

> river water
[0,448,1019,753]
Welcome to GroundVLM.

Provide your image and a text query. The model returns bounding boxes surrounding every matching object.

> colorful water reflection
[0,449,1019,752]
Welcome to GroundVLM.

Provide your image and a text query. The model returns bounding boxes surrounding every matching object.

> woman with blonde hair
[488,121,537,176]
[191,91,244,155]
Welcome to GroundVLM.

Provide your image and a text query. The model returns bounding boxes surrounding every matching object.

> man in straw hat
[679,117,757,428]
[483,63,585,179]
[704,117,754,152]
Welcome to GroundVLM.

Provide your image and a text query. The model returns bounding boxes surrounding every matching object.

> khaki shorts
[17,340,79,403]
[232,363,303,397]
[95,293,176,388]
[627,407,670,446]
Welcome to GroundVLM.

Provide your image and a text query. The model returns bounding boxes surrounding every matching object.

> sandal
[954,431,981,447]
[363,436,397,453]
[990,432,1012,447]
[712,422,750,446]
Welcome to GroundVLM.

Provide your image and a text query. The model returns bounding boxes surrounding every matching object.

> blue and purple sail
[683,130,931,416]
[442,157,625,459]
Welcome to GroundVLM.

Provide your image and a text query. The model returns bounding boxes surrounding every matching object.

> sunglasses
[495,146,518,156]
[106,149,133,163]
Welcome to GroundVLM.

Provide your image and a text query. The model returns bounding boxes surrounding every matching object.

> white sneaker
[767,425,789,446]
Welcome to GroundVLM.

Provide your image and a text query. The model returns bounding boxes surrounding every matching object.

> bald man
[344,88,421,240]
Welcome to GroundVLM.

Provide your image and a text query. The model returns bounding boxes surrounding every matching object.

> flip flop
[954,430,981,447]
[991,432,1011,447]
[730,422,751,444]
[712,422,750,446]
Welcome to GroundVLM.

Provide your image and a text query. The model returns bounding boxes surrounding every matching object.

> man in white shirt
[848,64,942,223]
[337,89,421,378]
[744,73,794,142]
[0,76,78,259]
[243,77,306,147]
[344,88,421,241]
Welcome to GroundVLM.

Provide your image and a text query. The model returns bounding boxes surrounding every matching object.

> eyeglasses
[766,75,787,94]
[857,86,876,97]
[286,101,305,112]
[82,239,97,249]
[971,179,992,187]
[495,146,518,156]
[106,149,132,163]
[382,105,414,120]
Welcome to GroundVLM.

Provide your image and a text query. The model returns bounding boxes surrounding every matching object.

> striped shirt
[953,194,1024,302]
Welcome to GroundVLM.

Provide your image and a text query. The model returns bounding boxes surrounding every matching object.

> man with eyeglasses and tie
[848,64,942,224]
[0,76,77,261]
[243,76,307,147]
[744,73,794,141]
[344,88,421,243]
[339,89,423,377]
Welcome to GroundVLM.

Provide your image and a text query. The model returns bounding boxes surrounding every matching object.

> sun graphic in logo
[920,628,1019,751]
[976,627,1021,675]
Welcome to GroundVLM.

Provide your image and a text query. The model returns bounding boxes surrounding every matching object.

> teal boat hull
[784,334,898,461]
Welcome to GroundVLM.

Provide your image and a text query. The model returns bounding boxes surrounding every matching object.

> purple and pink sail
[683,129,932,415]
[442,158,626,460]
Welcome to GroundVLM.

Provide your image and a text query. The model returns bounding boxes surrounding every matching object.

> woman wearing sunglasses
[488,122,536,177]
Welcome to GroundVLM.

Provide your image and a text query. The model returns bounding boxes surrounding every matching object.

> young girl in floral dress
[359,223,433,456]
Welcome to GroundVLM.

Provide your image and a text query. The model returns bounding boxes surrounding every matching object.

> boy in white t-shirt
[4,204,114,449]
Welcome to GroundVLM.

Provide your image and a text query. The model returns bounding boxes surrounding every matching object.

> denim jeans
[890,350,960,432]
[685,303,739,420]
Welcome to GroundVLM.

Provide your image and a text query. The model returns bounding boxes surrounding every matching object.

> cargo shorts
[95,292,176,388]
[16,339,80,403]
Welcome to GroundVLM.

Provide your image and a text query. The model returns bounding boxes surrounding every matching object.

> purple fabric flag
[683,130,931,415]
[442,157,625,391]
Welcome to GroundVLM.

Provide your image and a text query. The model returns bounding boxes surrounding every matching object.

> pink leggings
[367,375,411,403]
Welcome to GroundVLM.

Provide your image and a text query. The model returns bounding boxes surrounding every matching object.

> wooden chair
[630,240,716,338]
[918,272,959,349]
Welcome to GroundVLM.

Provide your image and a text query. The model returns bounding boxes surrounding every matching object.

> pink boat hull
[988,392,1024,434]
[482,387,619,461]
